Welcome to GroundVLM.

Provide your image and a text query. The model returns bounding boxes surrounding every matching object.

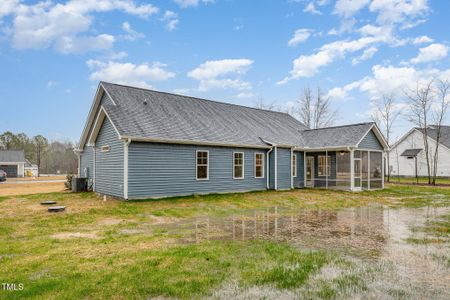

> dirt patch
[51,232,99,239]
[148,214,178,225]
[97,218,124,226]
[0,182,66,196]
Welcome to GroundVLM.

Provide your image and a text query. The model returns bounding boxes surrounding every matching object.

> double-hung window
[196,150,209,180]
[292,154,297,177]
[233,152,244,179]
[318,155,331,176]
[255,153,264,178]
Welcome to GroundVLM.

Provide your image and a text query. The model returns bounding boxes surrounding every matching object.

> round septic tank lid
[41,201,57,205]
[48,206,65,212]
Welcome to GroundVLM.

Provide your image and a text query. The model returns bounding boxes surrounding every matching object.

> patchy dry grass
[0,185,449,299]
[0,181,66,196]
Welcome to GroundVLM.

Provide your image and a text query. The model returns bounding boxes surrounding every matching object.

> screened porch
[304,150,384,191]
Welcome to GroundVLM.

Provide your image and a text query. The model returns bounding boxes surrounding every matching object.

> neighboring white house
[24,159,38,177]
[0,150,26,177]
[389,126,450,177]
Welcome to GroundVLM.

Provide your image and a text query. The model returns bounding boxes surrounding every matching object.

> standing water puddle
[156,204,450,297]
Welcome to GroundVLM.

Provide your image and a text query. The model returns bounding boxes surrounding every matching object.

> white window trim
[233,152,245,179]
[292,153,297,177]
[318,155,331,177]
[196,150,209,180]
[254,153,265,178]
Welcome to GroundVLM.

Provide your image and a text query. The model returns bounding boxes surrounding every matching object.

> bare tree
[431,79,450,184]
[404,79,434,184]
[370,93,401,182]
[254,97,277,111]
[33,135,48,177]
[295,87,337,129]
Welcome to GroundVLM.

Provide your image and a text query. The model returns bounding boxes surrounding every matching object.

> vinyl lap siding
[128,143,267,198]
[277,148,291,190]
[358,130,383,150]
[79,146,93,180]
[95,117,124,198]
[79,92,114,182]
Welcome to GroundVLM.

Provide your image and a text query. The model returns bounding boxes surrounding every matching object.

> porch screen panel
[370,152,382,188]
[336,151,351,189]
[361,151,369,190]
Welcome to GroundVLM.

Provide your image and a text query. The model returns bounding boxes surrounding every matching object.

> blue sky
[0,0,449,143]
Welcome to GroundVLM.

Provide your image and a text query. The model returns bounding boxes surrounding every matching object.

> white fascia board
[78,82,117,151]
[121,136,271,149]
[87,107,122,145]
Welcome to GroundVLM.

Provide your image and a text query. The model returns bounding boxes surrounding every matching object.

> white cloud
[328,64,450,100]
[334,0,369,18]
[303,2,322,15]
[0,0,19,18]
[236,92,254,99]
[87,60,175,88]
[1,0,158,53]
[56,34,115,54]
[122,22,144,40]
[326,80,362,100]
[188,59,253,92]
[412,35,433,44]
[279,35,389,83]
[288,29,312,47]
[369,0,429,26]
[410,43,449,64]
[47,80,58,89]
[352,46,378,65]
[173,0,214,8]
[161,10,179,31]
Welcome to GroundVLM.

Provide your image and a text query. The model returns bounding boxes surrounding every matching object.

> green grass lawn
[0,185,449,299]
[388,176,450,185]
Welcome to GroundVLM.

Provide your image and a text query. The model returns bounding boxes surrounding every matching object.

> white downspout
[325,150,328,189]
[350,148,354,191]
[93,146,96,191]
[274,146,278,190]
[291,147,294,189]
[124,138,131,199]
[382,151,385,189]
[266,146,274,189]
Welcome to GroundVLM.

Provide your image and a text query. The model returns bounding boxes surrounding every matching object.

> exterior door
[354,159,362,191]
[306,157,314,187]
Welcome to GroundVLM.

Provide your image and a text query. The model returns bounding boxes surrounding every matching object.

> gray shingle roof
[0,150,26,163]
[417,126,450,149]
[93,82,381,149]
[102,82,307,147]
[300,123,375,148]
[400,149,422,157]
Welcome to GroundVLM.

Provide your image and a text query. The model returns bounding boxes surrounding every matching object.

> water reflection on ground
[158,204,450,297]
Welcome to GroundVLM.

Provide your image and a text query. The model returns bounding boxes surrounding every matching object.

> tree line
[0,131,78,176]
[255,79,449,185]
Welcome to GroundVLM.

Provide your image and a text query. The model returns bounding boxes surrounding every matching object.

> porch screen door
[306,157,314,187]
[354,158,362,190]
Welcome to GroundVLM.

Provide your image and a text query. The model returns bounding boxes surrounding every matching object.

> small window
[292,154,297,177]
[196,151,209,180]
[255,153,264,178]
[318,155,331,176]
[233,152,244,179]
[101,145,110,153]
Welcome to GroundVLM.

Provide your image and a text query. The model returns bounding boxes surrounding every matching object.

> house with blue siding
[75,82,389,200]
